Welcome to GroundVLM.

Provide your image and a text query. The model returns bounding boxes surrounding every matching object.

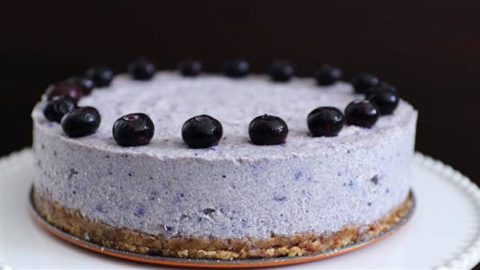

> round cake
[31,62,417,260]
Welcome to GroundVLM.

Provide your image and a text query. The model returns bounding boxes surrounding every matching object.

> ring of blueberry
[41,58,400,148]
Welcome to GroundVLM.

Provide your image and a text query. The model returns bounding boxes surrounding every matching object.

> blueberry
[45,82,85,101]
[249,114,288,145]
[307,107,345,137]
[177,59,203,77]
[112,113,155,146]
[61,107,101,137]
[351,73,380,94]
[182,115,223,149]
[85,66,114,87]
[344,100,379,128]
[223,59,250,78]
[43,96,77,123]
[268,61,294,82]
[128,57,156,80]
[367,91,399,115]
[315,64,342,86]
[365,81,397,96]
[65,76,95,95]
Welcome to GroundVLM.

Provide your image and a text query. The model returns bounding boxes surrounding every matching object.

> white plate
[1,149,480,270]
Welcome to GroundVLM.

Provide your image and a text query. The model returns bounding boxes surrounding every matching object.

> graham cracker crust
[32,189,413,260]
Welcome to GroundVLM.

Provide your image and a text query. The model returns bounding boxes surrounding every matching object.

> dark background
[1,1,479,267]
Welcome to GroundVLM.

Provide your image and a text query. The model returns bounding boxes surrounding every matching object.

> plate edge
[414,153,480,270]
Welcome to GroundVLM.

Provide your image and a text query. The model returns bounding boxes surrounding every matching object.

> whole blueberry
[268,61,294,82]
[182,115,223,149]
[128,57,156,80]
[344,100,379,128]
[365,81,397,96]
[43,96,77,123]
[307,107,345,137]
[85,66,114,87]
[351,73,380,94]
[113,113,155,146]
[45,82,85,101]
[65,76,95,95]
[315,64,342,86]
[177,59,203,77]
[249,115,288,145]
[223,59,250,78]
[61,107,101,138]
[367,91,399,115]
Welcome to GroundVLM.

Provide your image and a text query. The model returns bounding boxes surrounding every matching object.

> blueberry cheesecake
[31,59,417,260]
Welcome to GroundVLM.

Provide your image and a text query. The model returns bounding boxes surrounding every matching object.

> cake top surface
[33,72,416,160]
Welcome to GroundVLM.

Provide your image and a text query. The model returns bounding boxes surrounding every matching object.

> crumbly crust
[33,189,413,260]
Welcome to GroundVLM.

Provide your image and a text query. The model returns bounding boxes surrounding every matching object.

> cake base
[31,187,414,263]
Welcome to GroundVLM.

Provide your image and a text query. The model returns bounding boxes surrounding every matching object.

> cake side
[32,73,417,241]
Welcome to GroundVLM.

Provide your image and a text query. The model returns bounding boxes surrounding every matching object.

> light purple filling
[32,72,417,239]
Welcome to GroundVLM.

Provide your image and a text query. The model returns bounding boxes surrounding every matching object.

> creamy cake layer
[32,72,417,239]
